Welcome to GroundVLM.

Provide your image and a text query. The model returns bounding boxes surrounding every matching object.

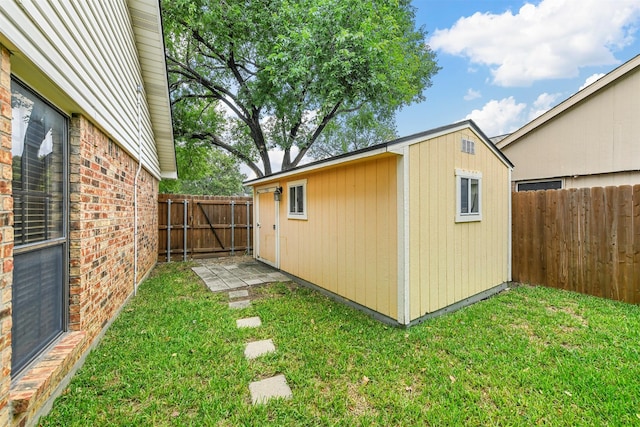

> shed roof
[245,119,513,186]
[496,54,640,150]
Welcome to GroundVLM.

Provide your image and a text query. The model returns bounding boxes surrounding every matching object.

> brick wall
[5,103,158,426]
[69,114,158,336]
[0,44,13,427]
[0,42,161,426]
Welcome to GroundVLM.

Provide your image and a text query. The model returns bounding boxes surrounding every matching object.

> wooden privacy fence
[512,185,640,304]
[158,194,253,261]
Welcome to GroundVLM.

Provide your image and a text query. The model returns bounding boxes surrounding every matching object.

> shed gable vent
[461,138,475,154]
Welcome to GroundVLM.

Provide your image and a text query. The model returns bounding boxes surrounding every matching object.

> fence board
[512,185,640,305]
[158,194,253,260]
[629,185,640,304]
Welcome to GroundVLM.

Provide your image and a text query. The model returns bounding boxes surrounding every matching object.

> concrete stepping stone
[237,317,262,328]
[249,374,292,405]
[244,339,275,359]
[229,290,249,299]
[229,300,251,309]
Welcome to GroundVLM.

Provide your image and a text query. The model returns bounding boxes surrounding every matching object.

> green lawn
[41,262,640,426]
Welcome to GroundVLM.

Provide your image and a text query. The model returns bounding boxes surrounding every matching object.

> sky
[397,0,640,138]
[242,0,640,177]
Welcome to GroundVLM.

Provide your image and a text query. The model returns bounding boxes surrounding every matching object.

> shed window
[287,179,307,219]
[456,169,482,222]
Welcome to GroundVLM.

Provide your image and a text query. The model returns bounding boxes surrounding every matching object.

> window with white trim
[455,169,482,222]
[287,179,307,219]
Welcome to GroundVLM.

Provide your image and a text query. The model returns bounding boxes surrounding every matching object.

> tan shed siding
[504,68,640,183]
[0,0,162,177]
[278,156,398,319]
[408,129,510,319]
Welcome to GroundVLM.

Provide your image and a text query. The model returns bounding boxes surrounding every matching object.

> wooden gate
[158,194,253,260]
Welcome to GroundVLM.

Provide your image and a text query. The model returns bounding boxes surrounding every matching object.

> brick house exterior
[0,1,176,425]
[68,115,158,337]
[0,45,13,426]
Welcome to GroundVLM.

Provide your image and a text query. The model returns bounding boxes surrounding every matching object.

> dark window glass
[288,184,305,215]
[460,178,469,213]
[10,79,67,376]
[296,186,304,213]
[12,246,64,373]
[12,82,65,245]
[289,187,296,213]
[470,179,479,213]
[517,180,562,191]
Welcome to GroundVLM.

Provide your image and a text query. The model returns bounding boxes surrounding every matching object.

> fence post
[183,199,188,261]
[246,201,251,254]
[167,199,171,262]
[231,200,235,255]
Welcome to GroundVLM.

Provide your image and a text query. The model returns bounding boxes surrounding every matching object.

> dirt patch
[510,322,549,348]
[550,305,589,327]
[246,281,299,301]
[346,382,378,417]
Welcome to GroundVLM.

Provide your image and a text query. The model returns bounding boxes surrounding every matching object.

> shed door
[11,79,68,376]
[256,189,278,267]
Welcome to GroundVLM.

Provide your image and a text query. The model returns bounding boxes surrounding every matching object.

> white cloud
[579,73,606,90]
[463,88,481,101]
[528,92,562,120]
[429,0,640,86]
[465,97,526,136]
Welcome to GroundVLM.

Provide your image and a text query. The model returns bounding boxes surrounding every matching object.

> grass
[41,262,640,426]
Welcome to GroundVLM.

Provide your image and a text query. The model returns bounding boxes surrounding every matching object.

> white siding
[499,58,640,187]
[0,0,175,179]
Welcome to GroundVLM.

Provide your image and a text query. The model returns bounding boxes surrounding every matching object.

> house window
[516,180,562,192]
[287,179,307,219]
[456,169,482,222]
[11,78,68,376]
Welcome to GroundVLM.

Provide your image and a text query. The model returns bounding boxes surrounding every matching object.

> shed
[246,120,513,326]
[0,1,175,425]
[496,54,640,191]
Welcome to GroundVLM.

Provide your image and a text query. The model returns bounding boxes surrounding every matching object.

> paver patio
[192,257,289,292]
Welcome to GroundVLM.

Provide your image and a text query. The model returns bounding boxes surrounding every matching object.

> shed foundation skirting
[279,267,511,327]
[407,282,511,327]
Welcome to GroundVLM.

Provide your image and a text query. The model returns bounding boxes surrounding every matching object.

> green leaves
[159,140,247,196]
[162,0,438,175]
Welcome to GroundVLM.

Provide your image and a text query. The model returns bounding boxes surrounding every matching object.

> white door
[256,187,278,267]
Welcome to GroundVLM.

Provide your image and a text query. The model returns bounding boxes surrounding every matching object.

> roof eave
[245,119,513,186]
[128,0,177,178]
[497,53,640,150]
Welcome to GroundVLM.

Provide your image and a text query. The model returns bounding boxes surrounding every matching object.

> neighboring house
[0,1,176,425]
[246,120,513,326]
[496,54,640,191]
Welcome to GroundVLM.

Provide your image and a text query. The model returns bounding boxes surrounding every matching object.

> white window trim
[287,179,308,220]
[455,169,482,223]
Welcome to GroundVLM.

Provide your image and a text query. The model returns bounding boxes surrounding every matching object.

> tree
[163,0,439,177]
[307,106,398,160]
[159,140,247,195]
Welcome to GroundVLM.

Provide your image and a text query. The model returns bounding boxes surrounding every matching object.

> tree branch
[289,101,344,168]
[166,54,251,123]
[189,131,264,178]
